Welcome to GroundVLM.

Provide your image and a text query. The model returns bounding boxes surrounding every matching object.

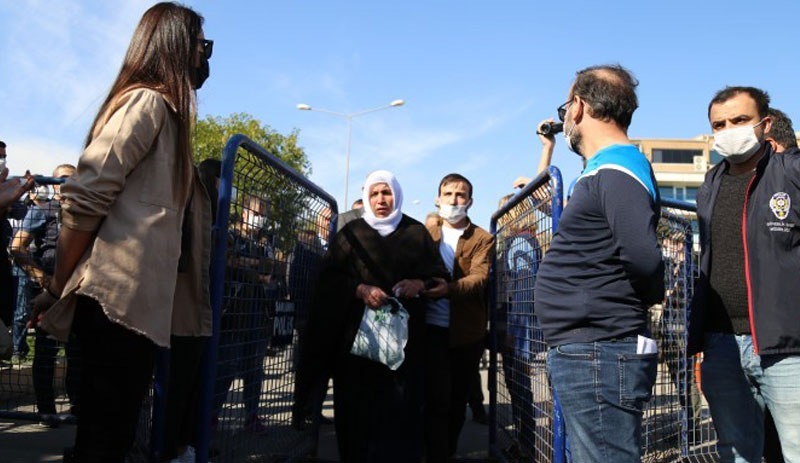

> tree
[193,112,310,175]
[194,113,322,258]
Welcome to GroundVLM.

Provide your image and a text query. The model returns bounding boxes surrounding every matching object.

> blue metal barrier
[644,198,719,463]
[194,134,337,463]
[488,181,721,463]
[489,166,565,463]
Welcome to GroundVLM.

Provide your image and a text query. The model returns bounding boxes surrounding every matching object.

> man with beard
[533,64,664,462]
[691,87,800,462]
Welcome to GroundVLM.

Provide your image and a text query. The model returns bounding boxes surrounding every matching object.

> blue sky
[2,1,799,228]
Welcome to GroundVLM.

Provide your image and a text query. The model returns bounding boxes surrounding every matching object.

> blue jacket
[691,145,800,356]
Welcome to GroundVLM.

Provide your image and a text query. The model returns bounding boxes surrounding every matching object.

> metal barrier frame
[189,134,337,463]
[488,166,565,463]
[487,180,720,463]
[0,176,76,423]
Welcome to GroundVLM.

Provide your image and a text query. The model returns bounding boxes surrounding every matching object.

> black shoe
[472,413,488,425]
[38,413,60,428]
[63,446,77,463]
[471,406,488,425]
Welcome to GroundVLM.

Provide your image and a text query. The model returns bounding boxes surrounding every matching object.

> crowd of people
[2,3,800,463]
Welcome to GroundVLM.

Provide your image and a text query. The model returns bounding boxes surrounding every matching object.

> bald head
[570,64,639,129]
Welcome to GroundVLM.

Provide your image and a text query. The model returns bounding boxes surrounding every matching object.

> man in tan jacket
[422,173,494,462]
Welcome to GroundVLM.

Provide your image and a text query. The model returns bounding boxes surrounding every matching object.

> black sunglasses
[557,100,571,122]
[199,39,213,59]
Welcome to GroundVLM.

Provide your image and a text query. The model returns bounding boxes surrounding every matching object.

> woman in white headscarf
[296,170,448,463]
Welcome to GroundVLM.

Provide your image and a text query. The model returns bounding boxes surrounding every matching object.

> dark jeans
[547,339,657,463]
[72,296,156,463]
[424,325,485,461]
[11,268,30,356]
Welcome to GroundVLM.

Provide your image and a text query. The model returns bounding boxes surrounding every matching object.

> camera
[537,121,563,135]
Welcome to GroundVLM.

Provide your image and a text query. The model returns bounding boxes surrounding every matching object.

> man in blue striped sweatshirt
[534,64,664,462]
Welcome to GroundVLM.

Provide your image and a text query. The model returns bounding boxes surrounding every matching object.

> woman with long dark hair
[30,3,212,461]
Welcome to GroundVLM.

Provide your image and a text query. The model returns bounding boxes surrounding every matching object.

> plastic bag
[350,297,409,370]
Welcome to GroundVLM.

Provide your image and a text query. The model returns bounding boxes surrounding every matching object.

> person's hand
[29,289,59,329]
[0,168,34,211]
[421,277,448,299]
[536,118,558,149]
[391,279,425,299]
[512,176,531,190]
[356,284,388,308]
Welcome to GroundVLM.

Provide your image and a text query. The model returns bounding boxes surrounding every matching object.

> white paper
[637,335,658,355]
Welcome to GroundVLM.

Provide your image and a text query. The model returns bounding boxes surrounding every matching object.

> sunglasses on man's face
[557,100,571,122]
[199,39,213,59]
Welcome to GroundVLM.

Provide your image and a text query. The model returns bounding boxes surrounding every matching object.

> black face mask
[193,56,210,90]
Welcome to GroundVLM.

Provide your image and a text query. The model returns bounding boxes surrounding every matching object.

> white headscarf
[361,170,403,236]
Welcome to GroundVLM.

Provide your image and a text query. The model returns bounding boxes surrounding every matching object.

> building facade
[633,131,800,204]
[631,136,714,204]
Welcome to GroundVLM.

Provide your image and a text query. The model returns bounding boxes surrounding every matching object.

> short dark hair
[0,140,6,149]
[571,64,639,129]
[438,173,473,198]
[351,198,363,208]
[767,108,798,150]
[707,86,770,119]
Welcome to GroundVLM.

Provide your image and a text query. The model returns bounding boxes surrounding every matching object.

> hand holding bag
[350,297,409,370]
[341,226,411,370]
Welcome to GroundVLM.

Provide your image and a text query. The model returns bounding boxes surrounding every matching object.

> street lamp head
[390,99,405,107]
[296,103,311,111]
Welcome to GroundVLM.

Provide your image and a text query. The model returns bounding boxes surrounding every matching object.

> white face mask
[0,158,6,172]
[712,119,765,164]
[562,103,583,157]
[246,213,267,229]
[438,204,469,225]
[564,120,578,154]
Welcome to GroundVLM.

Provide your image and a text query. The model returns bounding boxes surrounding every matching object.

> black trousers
[32,327,80,415]
[333,352,425,463]
[72,296,156,463]
[162,335,207,460]
[424,325,485,461]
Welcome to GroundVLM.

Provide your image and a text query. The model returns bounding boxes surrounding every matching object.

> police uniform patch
[770,192,791,220]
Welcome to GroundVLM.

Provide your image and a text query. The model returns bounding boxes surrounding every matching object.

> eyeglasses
[199,39,213,59]
[557,100,571,122]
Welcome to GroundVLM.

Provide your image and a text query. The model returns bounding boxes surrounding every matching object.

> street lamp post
[297,99,404,206]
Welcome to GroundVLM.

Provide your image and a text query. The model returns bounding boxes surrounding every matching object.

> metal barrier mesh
[490,168,562,463]
[0,177,79,427]
[643,202,719,463]
[489,181,723,462]
[207,137,333,462]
